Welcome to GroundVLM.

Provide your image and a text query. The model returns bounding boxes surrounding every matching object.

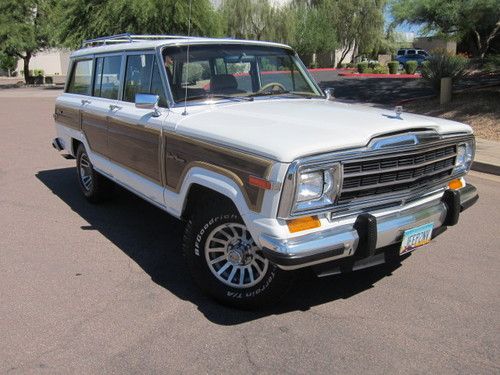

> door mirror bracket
[135,93,161,117]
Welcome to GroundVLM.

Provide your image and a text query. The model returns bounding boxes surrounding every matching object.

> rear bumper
[261,184,478,270]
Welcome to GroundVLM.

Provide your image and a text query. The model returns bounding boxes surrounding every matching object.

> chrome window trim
[277,132,474,219]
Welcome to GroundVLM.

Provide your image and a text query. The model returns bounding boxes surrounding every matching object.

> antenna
[182,0,193,116]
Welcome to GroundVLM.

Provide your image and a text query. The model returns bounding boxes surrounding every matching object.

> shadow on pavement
[37,167,406,325]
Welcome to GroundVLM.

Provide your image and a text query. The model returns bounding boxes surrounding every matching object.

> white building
[16,48,71,77]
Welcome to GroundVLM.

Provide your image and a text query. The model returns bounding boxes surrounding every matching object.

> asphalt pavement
[1,88,499,374]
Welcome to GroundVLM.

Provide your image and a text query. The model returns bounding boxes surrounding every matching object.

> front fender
[164,166,254,219]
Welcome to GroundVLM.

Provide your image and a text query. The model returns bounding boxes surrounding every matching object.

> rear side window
[67,59,93,95]
[93,55,122,100]
[123,54,154,103]
[397,50,405,56]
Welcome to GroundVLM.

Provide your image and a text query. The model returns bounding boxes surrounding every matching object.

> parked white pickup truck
[52,34,478,308]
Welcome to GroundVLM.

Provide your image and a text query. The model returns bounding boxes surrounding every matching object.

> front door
[106,52,169,205]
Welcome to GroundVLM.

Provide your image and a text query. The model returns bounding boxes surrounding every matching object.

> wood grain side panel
[165,134,273,212]
[108,118,161,183]
[81,112,108,156]
[54,104,80,130]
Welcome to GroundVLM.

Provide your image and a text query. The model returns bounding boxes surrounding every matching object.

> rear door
[81,54,124,160]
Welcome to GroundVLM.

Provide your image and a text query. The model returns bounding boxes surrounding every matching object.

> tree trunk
[337,40,353,66]
[473,21,500,59]
[23,52,31,84]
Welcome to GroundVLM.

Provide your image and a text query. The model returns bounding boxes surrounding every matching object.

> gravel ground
[404,87,500,141]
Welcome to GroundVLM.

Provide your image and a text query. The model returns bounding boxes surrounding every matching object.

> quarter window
[67,59,93,95]
[93,55,122,100]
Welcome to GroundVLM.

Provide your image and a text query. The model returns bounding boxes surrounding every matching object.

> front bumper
[261,184,478,270]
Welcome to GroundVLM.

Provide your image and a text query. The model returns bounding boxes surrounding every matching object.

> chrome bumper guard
[261,184,478,271]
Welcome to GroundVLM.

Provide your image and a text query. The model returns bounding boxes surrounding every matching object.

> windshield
[162,44,323,103]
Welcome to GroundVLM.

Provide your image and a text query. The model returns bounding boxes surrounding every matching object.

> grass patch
[404,87,500,141]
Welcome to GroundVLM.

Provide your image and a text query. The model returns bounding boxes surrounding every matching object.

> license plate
[400,223,434,255]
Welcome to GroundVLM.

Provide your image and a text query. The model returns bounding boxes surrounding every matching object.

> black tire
[76,144,113,203]
[183,200,292,309]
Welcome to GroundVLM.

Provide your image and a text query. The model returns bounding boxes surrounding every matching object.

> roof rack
[81,33,195,48]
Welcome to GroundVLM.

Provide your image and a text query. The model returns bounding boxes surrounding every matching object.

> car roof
[70,36,293,59]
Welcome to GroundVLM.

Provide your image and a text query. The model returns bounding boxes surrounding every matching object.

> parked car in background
[396,48,429,67]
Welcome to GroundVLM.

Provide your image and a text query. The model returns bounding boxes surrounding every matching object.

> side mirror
[135,93,161,117]
[324,87,335,101]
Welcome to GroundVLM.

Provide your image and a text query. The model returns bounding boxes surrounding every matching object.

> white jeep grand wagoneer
[52,34,478,308]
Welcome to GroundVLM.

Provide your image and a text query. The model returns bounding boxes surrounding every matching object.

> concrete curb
[472,138,500,176]
[472,161,500,176]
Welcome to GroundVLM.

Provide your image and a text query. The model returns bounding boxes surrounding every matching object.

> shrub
[421,53,469,91]
[483,54,500,73]
[372,64,388,74]
[33,69,44,77]
[388,61,399,74]
[357,62,369,73]
[309,61,318,69]
[368,61,377,69]
[339,63,347,69]
[404,61,418,74]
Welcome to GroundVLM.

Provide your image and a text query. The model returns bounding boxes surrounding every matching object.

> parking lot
[1,87,499,374]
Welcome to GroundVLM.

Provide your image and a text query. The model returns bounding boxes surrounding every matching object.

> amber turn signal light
[248,175,272,190]
[448,178,464,190]
[287,216,321,233]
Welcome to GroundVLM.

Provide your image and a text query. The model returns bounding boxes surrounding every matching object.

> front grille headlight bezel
[453,139,475,175]
[280,162,342,217]
[277,133,475,220]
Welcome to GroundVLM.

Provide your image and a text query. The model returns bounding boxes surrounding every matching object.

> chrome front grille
[338,144,457,205]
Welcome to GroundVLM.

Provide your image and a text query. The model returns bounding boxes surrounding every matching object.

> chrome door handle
[109,104,122,111]
[81,99,91,105]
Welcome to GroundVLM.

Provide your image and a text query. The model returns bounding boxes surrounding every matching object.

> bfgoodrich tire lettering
[183,201,292,309]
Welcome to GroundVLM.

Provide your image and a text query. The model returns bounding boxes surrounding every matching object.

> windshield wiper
[183,94,254,102]
[248,91,314,99]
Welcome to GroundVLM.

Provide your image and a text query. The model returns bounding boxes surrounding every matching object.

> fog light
[448,178,464,190]
[287,216,321,233]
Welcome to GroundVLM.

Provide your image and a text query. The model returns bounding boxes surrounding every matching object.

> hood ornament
[324,87,335,101]
[395,105,403,118]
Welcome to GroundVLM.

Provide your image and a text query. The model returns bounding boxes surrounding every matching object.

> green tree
[221,0,276,41]
[391,0,500,58]
[54,0,222,49]
[288,1,338,57]
[327,0,386,65]
[0,0,54,83]
[0,52,17,76]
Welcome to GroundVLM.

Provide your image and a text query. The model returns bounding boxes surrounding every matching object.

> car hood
[174,99,472,162]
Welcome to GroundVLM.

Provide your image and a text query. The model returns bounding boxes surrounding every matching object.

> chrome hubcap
[79,153,93,191]
[205,223,269,289]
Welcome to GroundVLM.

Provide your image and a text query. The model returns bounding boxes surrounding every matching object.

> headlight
[454,140,475,174]
[297,171,323,202]
[293,164,342,213]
